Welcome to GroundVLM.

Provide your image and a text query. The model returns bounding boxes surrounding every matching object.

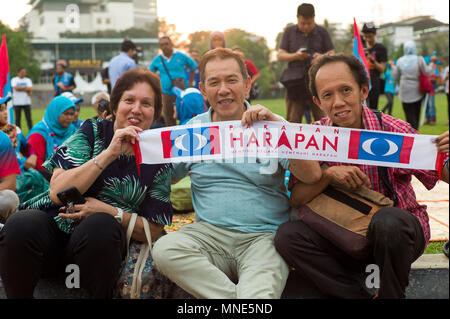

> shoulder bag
[294,184,393,260]
[117,213,174,299]
[418,58,432,93]
[160,56,186,90]
[293,111,397,260]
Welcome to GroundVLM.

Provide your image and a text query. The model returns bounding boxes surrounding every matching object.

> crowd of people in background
[0,2,449,300]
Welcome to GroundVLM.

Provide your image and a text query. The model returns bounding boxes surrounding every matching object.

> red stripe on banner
[435,152,444,179]
[399,136,414,164]
[348,130,361,159]
[161,130,173,159]
[209,126,221,155]
[131,140,142,176]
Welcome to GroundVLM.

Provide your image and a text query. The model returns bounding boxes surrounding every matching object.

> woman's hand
[58,197,116,222]
[105,125,142,159]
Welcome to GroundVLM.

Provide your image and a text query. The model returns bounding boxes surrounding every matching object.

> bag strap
[130,216,153,299]
[372,110,399,206]
[125,213,138,260]
[160,55,173,82]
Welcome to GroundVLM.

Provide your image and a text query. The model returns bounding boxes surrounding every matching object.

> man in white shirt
[11,68,33,130]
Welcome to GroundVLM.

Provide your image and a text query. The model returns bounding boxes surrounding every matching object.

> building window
[40,16,45,25]
[97,18,102,24]
[106,18,110,24]
[58,17,64,24]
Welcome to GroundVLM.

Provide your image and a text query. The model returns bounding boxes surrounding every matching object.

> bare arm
[0,174,17,192]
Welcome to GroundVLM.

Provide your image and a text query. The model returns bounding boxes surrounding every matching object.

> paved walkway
[412,177,449,241]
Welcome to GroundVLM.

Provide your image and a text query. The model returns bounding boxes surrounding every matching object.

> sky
[0,0,449,49]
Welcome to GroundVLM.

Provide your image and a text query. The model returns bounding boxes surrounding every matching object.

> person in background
[232,46,260,104]
[134,46,144,67]
[172,87,205,125]
[443,65,449,123]
[150,36,197,127]
[91,92,111,120]
[277,3,334,124]
[0,97,21,225]
[210,31,226,50]
[101,67,112,95]
[60,92,84,130]
[424,62,440,125]
[390,41,437,130]
[0,99,37,172]
[108,39,137,90]
[362,22,388,110]
[187,49,201,89]
[381,63,395,115]
[27,96,76,171]
[52,60,76,96]
[11,67,33,130]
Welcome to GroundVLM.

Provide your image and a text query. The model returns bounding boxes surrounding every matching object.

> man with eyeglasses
[362,22,388,110]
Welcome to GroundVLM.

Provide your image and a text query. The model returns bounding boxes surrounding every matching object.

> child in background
[61,92,84,129]
[172,87,205,125]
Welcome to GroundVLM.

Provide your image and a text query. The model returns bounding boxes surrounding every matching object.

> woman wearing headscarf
[209,31,226,50]
[0,98,37,172]
[390,40,436,129]
[27,96,76,170]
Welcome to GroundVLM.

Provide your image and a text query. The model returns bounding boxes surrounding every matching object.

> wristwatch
[115,207,124,224]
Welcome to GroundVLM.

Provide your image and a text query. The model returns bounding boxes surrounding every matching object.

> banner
[0,34,13,124]
[134,121,443,172]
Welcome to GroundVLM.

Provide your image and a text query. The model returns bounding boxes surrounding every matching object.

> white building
[22,0,157,40]
[378,16,449,50]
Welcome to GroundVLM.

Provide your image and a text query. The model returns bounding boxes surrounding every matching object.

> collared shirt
[279,24,334,74]
[289,105,448,245]
[108,52,137,89]
[172,102,291,233]
[150,50,197,95]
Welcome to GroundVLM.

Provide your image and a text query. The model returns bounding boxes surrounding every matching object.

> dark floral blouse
[20,118,173,234]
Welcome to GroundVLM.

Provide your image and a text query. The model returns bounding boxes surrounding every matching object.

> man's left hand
[435,131,449,154]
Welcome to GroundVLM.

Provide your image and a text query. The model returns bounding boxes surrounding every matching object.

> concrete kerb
[0,253,448,299]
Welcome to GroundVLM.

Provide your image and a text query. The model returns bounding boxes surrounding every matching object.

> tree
[419,32,449,65]
[158,18,187,49]
[0,20,41,82]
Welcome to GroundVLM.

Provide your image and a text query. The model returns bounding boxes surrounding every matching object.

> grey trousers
[152,221,289,299]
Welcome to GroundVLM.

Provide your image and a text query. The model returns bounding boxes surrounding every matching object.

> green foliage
[187,28,272,93]
[419,32,449,65]
[0,21,41,82]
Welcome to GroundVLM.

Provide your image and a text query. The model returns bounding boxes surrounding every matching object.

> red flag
[352,18,371,88]
[0,34,12,98]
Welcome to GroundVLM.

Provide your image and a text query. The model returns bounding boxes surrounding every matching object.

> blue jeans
[426,94,436,120]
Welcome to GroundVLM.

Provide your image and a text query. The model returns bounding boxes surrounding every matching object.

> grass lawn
[19,93,449,253]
